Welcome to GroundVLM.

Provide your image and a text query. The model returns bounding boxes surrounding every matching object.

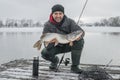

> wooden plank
[0,59,120,80]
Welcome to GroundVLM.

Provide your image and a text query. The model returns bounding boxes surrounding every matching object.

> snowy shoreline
[0,27,42,32]
[0,27,120,33]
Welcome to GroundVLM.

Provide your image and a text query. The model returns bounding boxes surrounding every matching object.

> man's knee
[41,48,57,61]
[41,48,50,60]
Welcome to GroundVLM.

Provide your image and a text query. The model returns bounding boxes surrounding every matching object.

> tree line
[80,16,120,27]
[0,19,43,28]
[0,16,120,28]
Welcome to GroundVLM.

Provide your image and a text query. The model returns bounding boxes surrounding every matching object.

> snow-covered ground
[0,27,42,32]
[0,27,120,33]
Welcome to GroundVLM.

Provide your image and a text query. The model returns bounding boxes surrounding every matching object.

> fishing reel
[64,58,70,66]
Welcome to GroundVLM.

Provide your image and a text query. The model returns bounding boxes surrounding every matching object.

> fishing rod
[55,53,70,72]
[55,0,88,72]
[55,52,66,72]
[77,0,88,24]
[104,59,113,69]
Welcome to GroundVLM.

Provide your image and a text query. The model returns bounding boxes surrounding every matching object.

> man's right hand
[49,38,58,43]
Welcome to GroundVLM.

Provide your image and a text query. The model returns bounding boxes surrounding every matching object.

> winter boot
[71,65,82,73]
[49,56,59,70]
[71,50,83,73]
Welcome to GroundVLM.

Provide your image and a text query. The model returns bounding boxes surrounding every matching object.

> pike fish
[33,30,83,50]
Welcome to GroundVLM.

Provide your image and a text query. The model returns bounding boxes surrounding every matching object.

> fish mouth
[66,32,82,41]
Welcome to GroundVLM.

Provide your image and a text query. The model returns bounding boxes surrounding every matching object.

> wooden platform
[0,59,120,80]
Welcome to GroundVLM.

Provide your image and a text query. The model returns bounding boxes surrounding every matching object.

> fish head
[66,30,83,41]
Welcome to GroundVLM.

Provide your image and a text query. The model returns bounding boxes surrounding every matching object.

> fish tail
[37,43,42,50]
[33,40,42,49]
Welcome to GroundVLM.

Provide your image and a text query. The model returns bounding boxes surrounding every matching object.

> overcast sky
[0,0,120,23]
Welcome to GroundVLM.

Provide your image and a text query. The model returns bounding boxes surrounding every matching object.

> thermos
[32,56,39,77]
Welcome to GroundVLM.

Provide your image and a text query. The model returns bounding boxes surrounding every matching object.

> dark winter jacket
[43,15,85,37]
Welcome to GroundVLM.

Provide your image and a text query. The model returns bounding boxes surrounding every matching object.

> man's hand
[76,36,81,41]
[49,38,58,43]
[49,38,59,46]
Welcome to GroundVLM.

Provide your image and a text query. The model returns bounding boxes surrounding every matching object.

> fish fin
[33,40,42,50]
[33,40,41,48]
[40,33,46,39]
[69,41,73,46]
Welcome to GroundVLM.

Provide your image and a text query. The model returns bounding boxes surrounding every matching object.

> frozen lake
[0,27,120,65]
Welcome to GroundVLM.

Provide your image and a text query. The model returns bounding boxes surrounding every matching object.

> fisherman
[41,4,85,73]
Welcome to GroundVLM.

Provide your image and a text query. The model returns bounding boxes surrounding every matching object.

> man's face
[52,11,64,23]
